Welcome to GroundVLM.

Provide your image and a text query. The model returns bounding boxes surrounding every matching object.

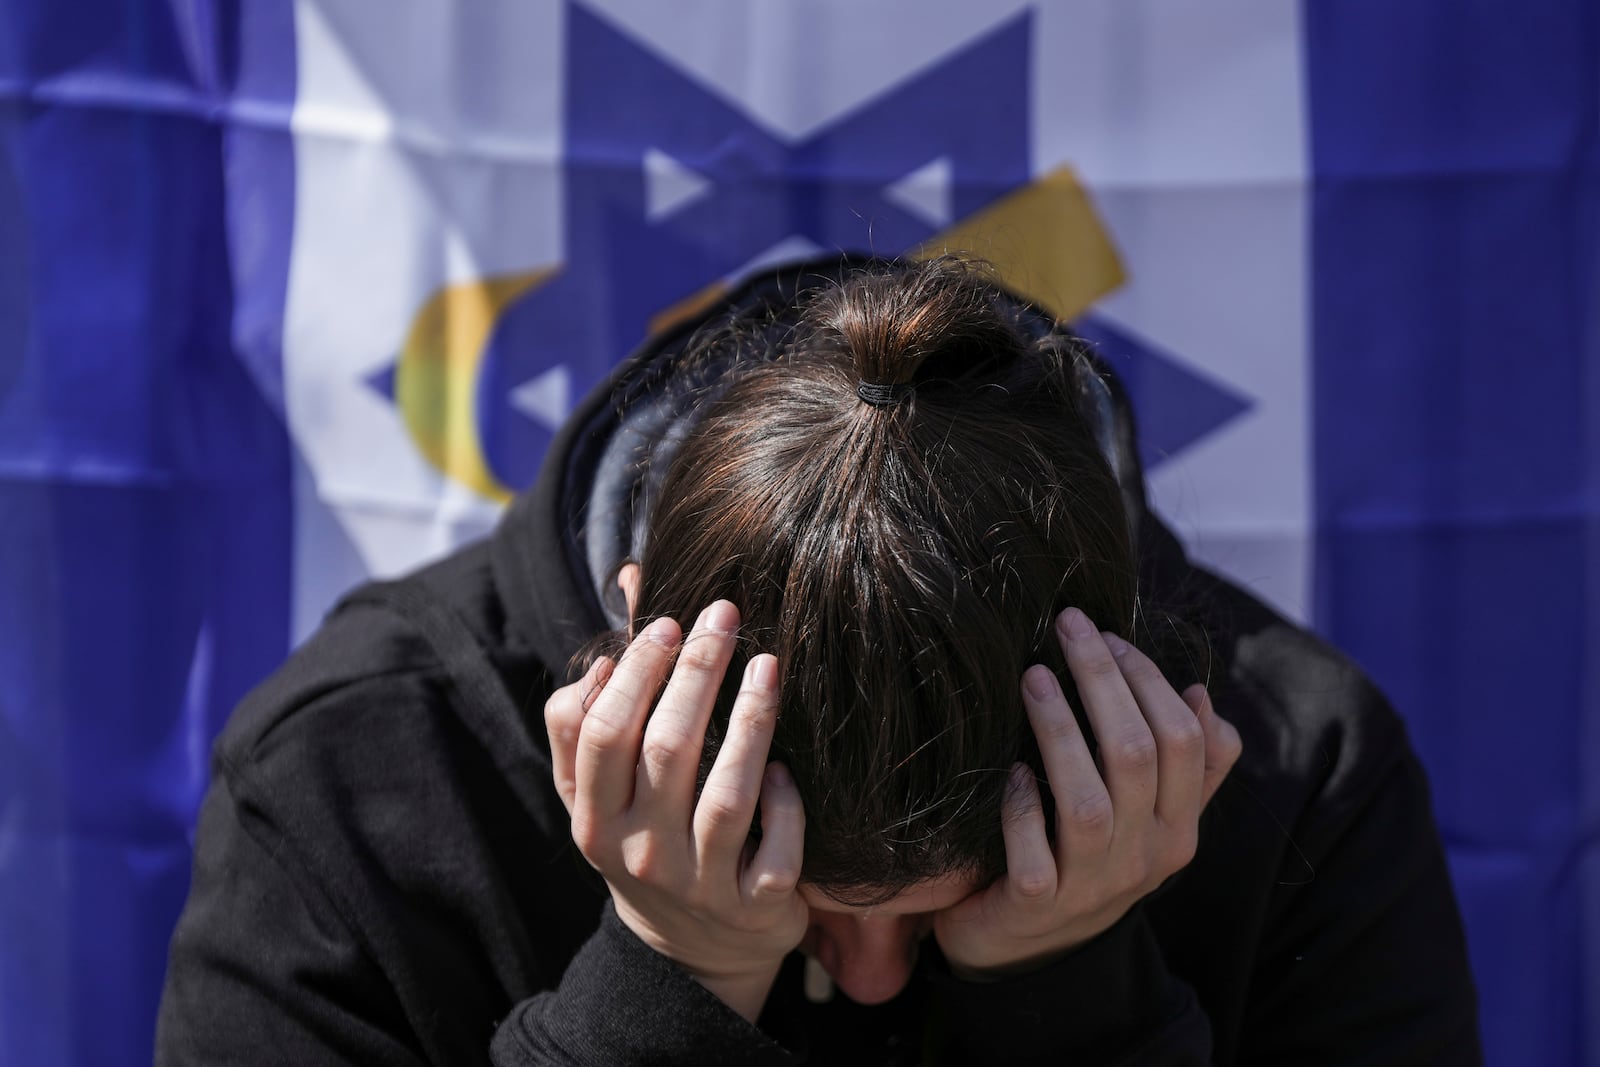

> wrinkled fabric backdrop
[0,3,1594,1065]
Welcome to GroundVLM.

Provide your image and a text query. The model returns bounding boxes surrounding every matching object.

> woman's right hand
[543,600,808,1024]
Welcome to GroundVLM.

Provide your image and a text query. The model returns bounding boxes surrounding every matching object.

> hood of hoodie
[490,254,1156,679]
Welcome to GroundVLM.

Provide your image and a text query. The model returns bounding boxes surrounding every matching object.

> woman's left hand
[933,607,1242,978]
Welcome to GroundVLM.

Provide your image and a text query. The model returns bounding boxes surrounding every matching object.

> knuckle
[1110,729,1158,771]
[597,669,658,716]
[723,707,778,753]
[1164,718,1206,757]
[546,718,580,749]
[1065,791,1113,833]
[1075,649,1123,682]
[545,700,583,738]
[1117,653,1159,683]
[1010,868,1054,901]
[733,692,780,732]
[675,633,729,676]
[622,836,666,883]
[1037,712,1080,745]
[639,734,690,780]
[698,783,753,828]
[569,811,607,858]
[578,710,628,750]
[752,863,800,897]
[543,689,576,725]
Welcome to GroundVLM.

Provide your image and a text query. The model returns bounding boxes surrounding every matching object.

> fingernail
[1102,632,1131,657]
[766,762,791,788]
[1058,607,1095,639]
[644,617,679,646]
[745,653,777,692]
[699,600,739,635]
[1022,664,1056,701]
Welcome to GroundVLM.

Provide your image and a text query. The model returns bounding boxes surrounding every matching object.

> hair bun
[810,257,1029,408]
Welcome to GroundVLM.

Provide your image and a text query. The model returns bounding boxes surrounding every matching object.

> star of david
[365,1,1250,494]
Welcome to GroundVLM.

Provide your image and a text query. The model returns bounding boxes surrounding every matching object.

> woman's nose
[813,915,922,1006]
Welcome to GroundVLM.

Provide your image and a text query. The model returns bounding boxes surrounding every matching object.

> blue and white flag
[0,3,1592,1065]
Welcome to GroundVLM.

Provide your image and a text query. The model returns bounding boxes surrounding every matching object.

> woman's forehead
[798,873,982,916]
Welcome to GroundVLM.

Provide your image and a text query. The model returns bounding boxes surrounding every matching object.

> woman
[157,257,1480,1065]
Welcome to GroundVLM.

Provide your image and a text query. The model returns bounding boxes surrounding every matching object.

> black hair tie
[857,380,914,407]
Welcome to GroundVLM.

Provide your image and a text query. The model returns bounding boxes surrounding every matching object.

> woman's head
[623,257,1138,904]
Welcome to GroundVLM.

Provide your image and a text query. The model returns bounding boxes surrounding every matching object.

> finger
[1020,664,1111,855]
[999,763,1057,907]
[637,601,741,819]
[1103,633,1205,826]
[693,653,781,857]
[546,656,613,814]
[1182,684,1243,806]
[745,762,804,901]
[574,616,681,823]
[1058,608,1157,816]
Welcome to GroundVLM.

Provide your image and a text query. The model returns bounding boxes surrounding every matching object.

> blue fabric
[0,3,296,1063]
[1305,3,1598,1064]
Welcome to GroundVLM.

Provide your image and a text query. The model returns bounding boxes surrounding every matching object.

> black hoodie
[156,259,1481,1066]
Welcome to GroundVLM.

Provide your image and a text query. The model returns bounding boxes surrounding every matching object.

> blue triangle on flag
[362,359,398,404]
[1071,313,1254,471]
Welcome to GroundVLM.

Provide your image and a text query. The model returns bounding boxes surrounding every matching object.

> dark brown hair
[622,258,1144,903]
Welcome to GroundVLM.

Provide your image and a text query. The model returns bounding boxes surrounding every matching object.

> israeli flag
[0,3,1591,1065]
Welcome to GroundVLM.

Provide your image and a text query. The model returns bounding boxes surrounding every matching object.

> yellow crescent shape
[915,164,1125,321]
[395,267,558,504]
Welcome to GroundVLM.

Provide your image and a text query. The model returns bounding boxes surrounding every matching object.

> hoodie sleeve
[915,654,1480,1067]
[158,748,803,1067]
[922,907,1212,1066]
[916,751,1478,1066]
[489,902,801,1067]
[1233,738,1482,1066]
[156,776,431,1067]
